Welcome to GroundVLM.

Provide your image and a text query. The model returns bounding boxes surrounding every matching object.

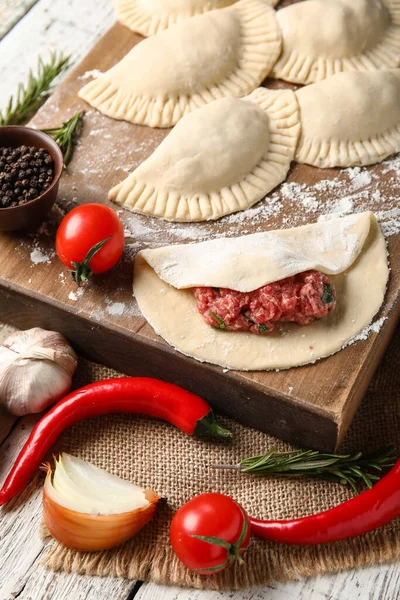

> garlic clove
[0,328,77,416]
[43,454,160,551]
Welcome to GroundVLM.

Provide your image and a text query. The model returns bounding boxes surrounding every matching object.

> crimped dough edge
[108,88,300,222]
[114,0,235,37]
[114,0,281,36]
[295,124,400,168]
[78,0,282,128]
[271,0,400,85]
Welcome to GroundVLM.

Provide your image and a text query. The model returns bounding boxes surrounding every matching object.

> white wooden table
[0,2,399,598]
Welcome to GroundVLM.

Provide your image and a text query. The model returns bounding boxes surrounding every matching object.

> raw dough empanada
[109,88,300,222]
[114,0,280,36]
[79,0,281,128]
[271,0,400,85]
[133,212,388,371]
[295,70,400,168]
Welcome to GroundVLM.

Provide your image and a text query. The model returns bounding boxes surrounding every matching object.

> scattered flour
[346,167,372,190]
[103,295,141,318]
[17,102,400,356]
[346,317,387,346]
[106,302,126,316]
[68,288,84,302]
[89,128,105,136]
[30,248,51,264]
[375,207,400,237]
[78,69,103,80]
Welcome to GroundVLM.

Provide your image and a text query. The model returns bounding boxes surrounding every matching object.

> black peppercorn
[0,144,54,207]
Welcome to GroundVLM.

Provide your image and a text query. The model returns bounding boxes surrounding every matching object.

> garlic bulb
[43,453,160,551]
[0,328,78,416]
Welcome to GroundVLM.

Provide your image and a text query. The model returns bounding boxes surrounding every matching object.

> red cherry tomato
[56,203,124,283]
[170,493,250,575]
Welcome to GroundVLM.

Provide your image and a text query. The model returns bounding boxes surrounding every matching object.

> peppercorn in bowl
[0,126,63,231]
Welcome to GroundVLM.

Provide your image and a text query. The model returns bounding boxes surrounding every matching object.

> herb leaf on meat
[209,311,226,330]
[321,283,334,304]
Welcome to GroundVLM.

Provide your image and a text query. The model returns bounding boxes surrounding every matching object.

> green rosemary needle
[0,52,71,126]
[213,447,397,492]
[42,111,84,167]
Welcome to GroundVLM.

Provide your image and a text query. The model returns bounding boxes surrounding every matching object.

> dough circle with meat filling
[133,213,388,371]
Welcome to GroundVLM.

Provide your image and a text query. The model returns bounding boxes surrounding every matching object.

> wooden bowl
[0,126,64,232]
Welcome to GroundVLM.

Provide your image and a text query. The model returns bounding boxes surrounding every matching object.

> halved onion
[43,453,159,551]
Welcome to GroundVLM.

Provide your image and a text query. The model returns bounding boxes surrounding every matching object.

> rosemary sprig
[0,52,71,126]
[213,447,397,492]
[42,111,84,167]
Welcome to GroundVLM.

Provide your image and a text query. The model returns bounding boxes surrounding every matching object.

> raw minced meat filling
[194,270,336,334]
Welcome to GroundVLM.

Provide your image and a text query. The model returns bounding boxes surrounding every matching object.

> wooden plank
[0,11,399,451]
[0,323,18,443]
[0,414,52,600]
[0,4,134,598]
[0,0,114,109]
[0,0,39,40]
[0,416,133,600]
[0,2,399,600]
[10,570,135,600]
[136,565,400,600]
[1,375,399,600]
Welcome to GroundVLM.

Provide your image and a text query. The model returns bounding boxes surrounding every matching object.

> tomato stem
[190,506,248,572]
[70,236,112,284]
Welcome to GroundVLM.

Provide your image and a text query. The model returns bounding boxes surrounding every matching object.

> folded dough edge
[133,212,389,370]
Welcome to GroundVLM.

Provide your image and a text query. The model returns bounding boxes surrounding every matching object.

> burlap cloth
[40,328,400,590]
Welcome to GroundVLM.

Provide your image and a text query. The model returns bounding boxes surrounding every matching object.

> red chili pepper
[250,458,400,545]
[0,377,231,506]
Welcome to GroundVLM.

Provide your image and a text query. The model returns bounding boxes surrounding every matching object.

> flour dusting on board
[15,94,400,348]
[78,69,103,80]
[346,317,388,346]
[106,302,125,316]
[30,247,53,265]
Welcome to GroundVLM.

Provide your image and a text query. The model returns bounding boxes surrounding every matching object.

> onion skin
[43,472,159,551]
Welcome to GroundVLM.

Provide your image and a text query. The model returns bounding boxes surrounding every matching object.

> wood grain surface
[0,0,38,40]
[0,405,135,600]
[0,3,399,451]
[1,2,400,599]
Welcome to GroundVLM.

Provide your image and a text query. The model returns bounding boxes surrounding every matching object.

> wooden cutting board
[0,5,399,451]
